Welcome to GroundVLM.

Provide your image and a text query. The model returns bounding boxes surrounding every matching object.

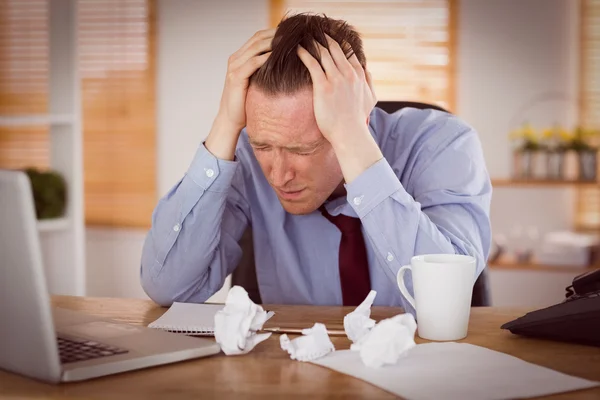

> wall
[458,0,578,236]
[456,0,580,307]
[86,228,148,299]
[86,0,581,307]
[155,0,270,195]
[86,0,270,302]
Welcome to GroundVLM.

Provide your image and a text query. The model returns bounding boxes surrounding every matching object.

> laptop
[0,170,221,383]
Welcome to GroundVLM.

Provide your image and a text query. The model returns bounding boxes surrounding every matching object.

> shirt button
[173,224,180,232]
[205,168,215,178]
[353,196,362,206]
[387,252,394,262]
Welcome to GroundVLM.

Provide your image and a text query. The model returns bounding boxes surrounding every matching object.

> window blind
[576,0,600,231]
[270,0,456,111]
[79,0,157,228]
[580,0,599,130]
[0,0,157,228]
[0,0,50,169]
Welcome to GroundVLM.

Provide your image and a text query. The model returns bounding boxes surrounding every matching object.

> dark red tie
[320,206,371,306]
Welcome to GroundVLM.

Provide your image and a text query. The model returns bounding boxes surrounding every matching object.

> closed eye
[252,146,271,152]
[290,147,319,156]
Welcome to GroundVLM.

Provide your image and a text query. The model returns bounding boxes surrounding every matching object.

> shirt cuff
[344,158,405,218]
[186,143,239,192]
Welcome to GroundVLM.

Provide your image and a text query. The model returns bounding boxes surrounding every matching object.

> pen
[261,327,347,336]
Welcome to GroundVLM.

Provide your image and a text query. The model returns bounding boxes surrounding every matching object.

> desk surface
[1,296,599,399]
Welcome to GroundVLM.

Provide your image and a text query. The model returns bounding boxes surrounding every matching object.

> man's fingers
[237,28,276,56]
[297,45,326,85]
[232,51,272,81]
[348,53,364,76]
[365,68,377,102]
[325,34,354,76]
[249,36,275,56]
[230,36,273,70]
[315,41,338,77]
[348,53,376,101]
[366,69,375,90]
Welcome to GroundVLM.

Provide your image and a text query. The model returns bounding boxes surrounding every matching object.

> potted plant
[510,123,542,179]
[541,125,570,180]
[23,168,67,220]
[567,127,599,181]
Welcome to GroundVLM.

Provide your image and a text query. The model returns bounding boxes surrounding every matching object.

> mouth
[276,188,306,201]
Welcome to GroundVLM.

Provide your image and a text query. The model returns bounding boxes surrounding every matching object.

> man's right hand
[205,29,275,161]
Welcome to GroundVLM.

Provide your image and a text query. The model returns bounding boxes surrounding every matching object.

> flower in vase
[559,127,573,142]
[510,122,540,151]
[567,126,599,152]
[541,125,570,152]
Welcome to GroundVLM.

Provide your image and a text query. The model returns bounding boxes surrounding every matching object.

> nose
[270,151,294,188]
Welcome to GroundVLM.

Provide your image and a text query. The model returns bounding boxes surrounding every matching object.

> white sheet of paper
[310,342,599,400]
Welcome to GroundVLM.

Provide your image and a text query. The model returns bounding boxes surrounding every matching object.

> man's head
[246,13,366,215]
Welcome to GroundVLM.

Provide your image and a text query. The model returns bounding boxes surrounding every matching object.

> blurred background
[0,0,598,307]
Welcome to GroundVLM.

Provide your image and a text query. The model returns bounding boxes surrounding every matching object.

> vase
[563,150,579,181]
[578,150,597,181]
[532,151,547,179]
[546,150,565,180]
[512,150,534,179]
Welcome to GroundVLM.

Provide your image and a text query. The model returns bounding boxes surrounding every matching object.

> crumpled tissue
[350,313,417,368]
[214,285,275,355]
[343,290,377,343]
[280,323,335,361]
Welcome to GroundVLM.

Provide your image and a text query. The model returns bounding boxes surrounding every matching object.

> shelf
[0,114,75,127]
[37,217,70,233]
[491,178,599,188]
[488,256,596,273]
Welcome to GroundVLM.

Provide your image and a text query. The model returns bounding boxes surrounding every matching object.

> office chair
[376,100,449,114]
[232,100,491,307]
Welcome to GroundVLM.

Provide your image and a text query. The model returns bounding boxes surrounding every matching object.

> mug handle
[397,265,416,310]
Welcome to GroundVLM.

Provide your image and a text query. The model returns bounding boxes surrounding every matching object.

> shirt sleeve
[140,143,250,306]
[345,113,492,312]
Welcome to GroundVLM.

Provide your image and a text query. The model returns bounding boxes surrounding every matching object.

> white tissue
[280,323,335,361]
[350,313,417,368]
[214,285,275,355]
[344,290,377,343]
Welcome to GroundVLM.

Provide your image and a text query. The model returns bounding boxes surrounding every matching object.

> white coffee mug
[397,254,477,341]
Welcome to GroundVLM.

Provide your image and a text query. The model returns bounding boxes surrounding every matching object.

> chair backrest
[232,100,491,307]
[376,100,449,114]
[232,228,262,304]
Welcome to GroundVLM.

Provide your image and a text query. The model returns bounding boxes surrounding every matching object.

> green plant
[24,168,67,219]
[541,125,570,152]
[567,126,599,152]
[509,123,541,151]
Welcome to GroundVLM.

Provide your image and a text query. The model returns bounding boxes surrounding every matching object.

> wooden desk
[1,296,599,399]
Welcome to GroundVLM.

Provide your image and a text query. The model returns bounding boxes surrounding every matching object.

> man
[140,14,492,311]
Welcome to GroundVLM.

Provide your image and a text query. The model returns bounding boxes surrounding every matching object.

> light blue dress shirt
[140,107,492,312]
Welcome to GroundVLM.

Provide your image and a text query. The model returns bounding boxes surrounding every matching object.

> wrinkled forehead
[245,86,322,145]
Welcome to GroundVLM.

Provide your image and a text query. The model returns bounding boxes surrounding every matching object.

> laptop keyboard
[58,336,129,364]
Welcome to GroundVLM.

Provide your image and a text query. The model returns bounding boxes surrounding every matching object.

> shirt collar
[322,195,358,218]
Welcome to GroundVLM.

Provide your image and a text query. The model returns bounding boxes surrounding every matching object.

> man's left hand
[297,35,376,143]
[297,35,383,184]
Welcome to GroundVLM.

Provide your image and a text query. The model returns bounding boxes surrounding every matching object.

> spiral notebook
[148,302,224,336]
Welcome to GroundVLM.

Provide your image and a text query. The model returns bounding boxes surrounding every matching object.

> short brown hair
[249,13,366,95]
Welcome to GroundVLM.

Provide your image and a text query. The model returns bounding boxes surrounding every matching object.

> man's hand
[297,35,376,142]
[205,29,274,161]
[297,36,383,184]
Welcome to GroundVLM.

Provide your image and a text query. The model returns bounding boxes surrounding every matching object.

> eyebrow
[286,141,323,152]
[248,139,268,147]
[249,138,324,152]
